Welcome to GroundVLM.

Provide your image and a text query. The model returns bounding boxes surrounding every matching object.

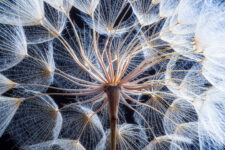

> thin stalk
[105,85,121,150]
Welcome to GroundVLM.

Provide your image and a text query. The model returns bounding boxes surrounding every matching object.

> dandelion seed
[0,0,44,26]
[0,24,27,71]
[193,88,225,149]
[60,105,104,150]
[170,122,199,150]
[67,0,100,15]
[129,0,160,26]
[176,0,205,25]
[163,99,197,134]
[143,134,192,150]
[83,0,137,35]
[96,123,148,150]
[44,0,72,13]
[0,74,16,94]
[165,56,209,99]
[23,2,68,44]
[7,91,62,146]
[0,96,21,137]
[2,42,55,92]
[159,0,180,18]
[23,139,85,150]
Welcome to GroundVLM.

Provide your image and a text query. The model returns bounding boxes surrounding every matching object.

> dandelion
[0,0,225,150]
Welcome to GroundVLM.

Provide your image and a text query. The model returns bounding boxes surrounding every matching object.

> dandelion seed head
[0,0,225,150]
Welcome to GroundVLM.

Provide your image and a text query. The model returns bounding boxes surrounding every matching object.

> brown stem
[105,85,121,150]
